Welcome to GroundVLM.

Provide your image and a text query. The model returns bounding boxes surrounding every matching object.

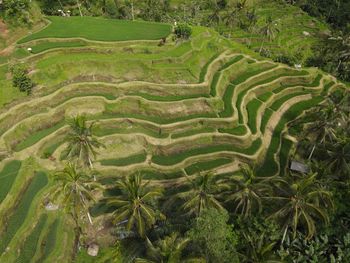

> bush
[10,64,34,94]
[174,24,192,39]
[105,0,118,17]
[3,0,31,24]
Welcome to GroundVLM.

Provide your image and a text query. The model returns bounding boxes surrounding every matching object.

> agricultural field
[0,15,347,262]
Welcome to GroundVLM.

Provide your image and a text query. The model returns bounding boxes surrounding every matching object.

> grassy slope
[19,16,172,43]
[0,11,346,262]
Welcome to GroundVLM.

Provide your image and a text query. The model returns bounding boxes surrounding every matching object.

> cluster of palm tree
[173,165,333,240]
[292,89,350,180]
[50,115,104,250]
[48,95,348,261]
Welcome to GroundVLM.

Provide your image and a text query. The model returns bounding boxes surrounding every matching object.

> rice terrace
[0,1,349,262]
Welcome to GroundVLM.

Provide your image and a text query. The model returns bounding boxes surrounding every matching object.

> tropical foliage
[62,115,104,169]
[106,174,163,238]
[174,172,226,217]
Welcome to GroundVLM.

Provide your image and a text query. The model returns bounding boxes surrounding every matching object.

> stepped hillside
[0,16,347,262]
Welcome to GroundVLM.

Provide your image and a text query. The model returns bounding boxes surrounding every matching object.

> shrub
[105,0,118,17]
[174,24,192,39]
[10,64,34,94]
[3,0,31,24]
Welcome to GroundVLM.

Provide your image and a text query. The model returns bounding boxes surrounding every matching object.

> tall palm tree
[51,162,98,249]
[135,233,203,263]
[259,16,279,53]
[292,94,347,160]
[240,230,280,263]
[63,115,104,171]
[324,138,350,179]
[206,0,222,26]
[268,173,333,241]
[225,164,271,218]
[175,172,226,217]
[106,174,163,238]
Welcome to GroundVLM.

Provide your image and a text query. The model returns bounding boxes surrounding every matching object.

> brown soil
[0,19,8,38]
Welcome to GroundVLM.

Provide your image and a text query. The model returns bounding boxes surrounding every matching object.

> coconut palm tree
[324,138,350,179]
[225,164,271,218]
[240,230,280,263]
[268,173,333,241]
[135,233,203,263]
[106,174,163,238]
[63,115,104,170]
[259,16,279,53]
[51,162,99,249]
[175,172,226,217]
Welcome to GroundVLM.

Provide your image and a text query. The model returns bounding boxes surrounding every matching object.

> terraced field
[0,17,346,262]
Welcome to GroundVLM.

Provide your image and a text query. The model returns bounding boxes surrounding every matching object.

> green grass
[100,111,218,125]
[100,152,147,167]
[14,121,65,152]
[93,122,169,139]
[40,138,65,159]
[258,96,323,176]
[0,161,22,203]
[39,218,60,262]
[0,172,48,254]
[30,40,87,53]
[257,92,273,102]
[269,91,309,111]
[247,98,263,134]
[185,158,232,175]
[236,70,309,123]
[142,170,184,180]
[152,138,262,166]
[219,125,247,136]
[199,53,220,82]
[210,72,221,96]
[260,108,274,133]
[279,138,294,176]
[171,127,216,139]
[19,16,172,43]
[219,84,235,117]
[231,64,277,85]
[16,214,48,263]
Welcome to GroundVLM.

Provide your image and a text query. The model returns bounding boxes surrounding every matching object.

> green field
[18,16,172,43]
[0,12,347,262]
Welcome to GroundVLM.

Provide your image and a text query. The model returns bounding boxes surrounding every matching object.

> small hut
[290,160,309,174]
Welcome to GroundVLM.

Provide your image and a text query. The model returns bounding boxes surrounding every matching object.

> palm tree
[63,115,104,171]
[76,0,83,16]
[292,94,347,160]
[175,172,226,217]
[240,231,280,263]
[225,164,271,218]
[206,0,222,26]
[268,173,333,241]
[324,138,350,179]
[106,174,163,238]
[135,233,203,263]
[51,162,98,249]
[259,16,279,53]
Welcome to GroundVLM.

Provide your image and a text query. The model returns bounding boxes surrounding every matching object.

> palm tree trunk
[259,38,265,53]
[281,225,288,244]
[308,144,316,160]
[87,211,93,225]
[88,157,96,181]
[131,1,135,21]
[76,0,83,17]
[71,209,81,259]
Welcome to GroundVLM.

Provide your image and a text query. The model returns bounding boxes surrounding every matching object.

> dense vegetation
[0,0,348,262]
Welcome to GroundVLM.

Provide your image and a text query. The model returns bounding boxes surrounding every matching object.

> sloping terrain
[0,17,346,262]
